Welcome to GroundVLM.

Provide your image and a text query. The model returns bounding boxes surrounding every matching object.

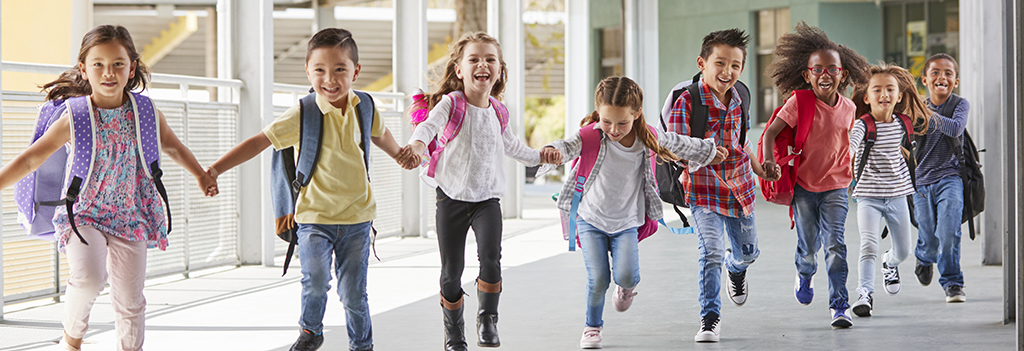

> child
[0,25,217,351]
[664,29,769,343]
[206,28,415,351]
[848,63,932,317]
[541,76,725,349]
[403,32,547,351]
[914,53,970,302]
[761,22,870,328]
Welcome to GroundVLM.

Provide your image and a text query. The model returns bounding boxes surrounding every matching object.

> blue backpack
[271,90,375,275]
[14,92,169,245]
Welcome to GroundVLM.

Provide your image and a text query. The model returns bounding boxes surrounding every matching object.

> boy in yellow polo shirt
[207,28,417,351]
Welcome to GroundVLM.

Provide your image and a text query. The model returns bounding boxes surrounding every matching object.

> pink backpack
[559,122,659,251]
[408,89,510,177]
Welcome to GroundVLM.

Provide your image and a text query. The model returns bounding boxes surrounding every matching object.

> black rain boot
[441,293,468,351]
[476,279,501,347]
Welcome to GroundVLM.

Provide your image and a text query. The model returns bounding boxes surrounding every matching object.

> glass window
[756,7,789,124]
[883,1,959,94]
[599,26,623,79]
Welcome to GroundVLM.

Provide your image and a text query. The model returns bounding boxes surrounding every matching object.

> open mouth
[817,81,833,91]
[473,72,491,82]
[322,87,340,93]
[934,82,949,90]
[717,76,731,85]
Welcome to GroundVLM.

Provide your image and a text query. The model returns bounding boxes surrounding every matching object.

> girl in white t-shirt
[542,76,725,349]
[848,63,931,317]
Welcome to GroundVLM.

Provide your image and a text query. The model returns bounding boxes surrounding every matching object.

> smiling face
[79,41,136,108]
[595,104,639,144]
[864,73,902,120]
[803,49,847,103]
[305,46,360,108]
[455,41,501,97]
[697,44,745,101]
[922,58,959,101]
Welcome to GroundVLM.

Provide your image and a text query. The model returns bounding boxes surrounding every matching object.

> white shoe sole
[694,332,720,342]
[946,295,966,303]
[580,342,603,349]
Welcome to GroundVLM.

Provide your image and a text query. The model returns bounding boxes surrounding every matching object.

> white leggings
[63,226,148,351]
[856,197,913,296]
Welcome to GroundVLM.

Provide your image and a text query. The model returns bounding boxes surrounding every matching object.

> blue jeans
[913,176,965,288]
[577,217,641,328]
[297,222,373,351]
[691,206,759,318]
[855,197,913,296]
[792,185,850,310]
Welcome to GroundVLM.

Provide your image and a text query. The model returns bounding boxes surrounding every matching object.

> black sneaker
[882,262,901,295]
[290,329,324,351]
[727,270,748,306]
[851,293,873,317]
[945,285,966,303]
[694,312,720,342]
[915,262,933,286]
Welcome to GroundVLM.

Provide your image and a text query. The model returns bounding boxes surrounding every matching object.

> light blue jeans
[913,176,965,288]
[577,217,640,328]
[297,222,374,351]
[691,205,759,318]
[792,184,850,310]
[855,197,913,296]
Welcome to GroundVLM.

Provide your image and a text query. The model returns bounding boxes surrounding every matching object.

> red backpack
[756,90,815,228]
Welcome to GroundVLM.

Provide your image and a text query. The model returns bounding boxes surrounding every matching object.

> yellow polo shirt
[264,91,384,225]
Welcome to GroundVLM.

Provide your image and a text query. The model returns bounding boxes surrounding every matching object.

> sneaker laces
[617,287,637,300]
[883,264,899,283]
[583,329,601,338]
[729,271,746,296]
[701,314,719,332]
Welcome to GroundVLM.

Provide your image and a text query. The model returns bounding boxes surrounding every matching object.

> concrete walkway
[0,184,1015,350]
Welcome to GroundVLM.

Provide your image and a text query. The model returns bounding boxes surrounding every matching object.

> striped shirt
[849,115,914,198]
[916,95,970,186]
[666,78,757,218]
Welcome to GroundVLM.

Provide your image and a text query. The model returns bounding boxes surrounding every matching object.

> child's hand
[760,161,781,181]
[198,170,219,197]
[540,146,562,164]
[708,146,728,165]
[394,145,421,170]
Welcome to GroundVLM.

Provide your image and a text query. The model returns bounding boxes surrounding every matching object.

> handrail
[273,82,404,101]
[1,61,244,89]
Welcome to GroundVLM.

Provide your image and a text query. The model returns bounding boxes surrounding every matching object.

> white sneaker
[693,312,720,342]
[882,261,901,295]
[613,285,637,312]
[580,326,602,349]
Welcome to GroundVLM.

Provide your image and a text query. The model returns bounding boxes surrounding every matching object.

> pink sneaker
[613,285,637,312]
[579,326,602,349]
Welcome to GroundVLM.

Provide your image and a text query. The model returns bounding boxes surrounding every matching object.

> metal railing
[1,61,243,308]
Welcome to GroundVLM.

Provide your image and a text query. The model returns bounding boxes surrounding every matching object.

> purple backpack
[14,92,169,245]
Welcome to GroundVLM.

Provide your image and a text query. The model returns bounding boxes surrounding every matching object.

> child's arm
[535,131,584,178]
[207,132,273,184]
[158,111,218,196]
[501,128,542,166]
[0,113,71,190]
[657,129,717,169]
[759,117,787,181]
[744,143,769,179]
[929,99,970,137]
[371,126,418,169]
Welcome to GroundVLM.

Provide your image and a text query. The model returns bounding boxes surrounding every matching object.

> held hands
[199,167,219,197]
[393,145,422,170]
[540,146,563,165]
[760,160,782,181]
[708,146,728,165]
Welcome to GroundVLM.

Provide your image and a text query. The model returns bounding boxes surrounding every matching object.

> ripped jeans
[692,206,759,318]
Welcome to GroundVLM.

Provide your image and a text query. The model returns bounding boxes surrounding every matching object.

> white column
[394,0,428,236]
[488,0,525,219]
[565,0,590,139]
[232,0,275,265]
[0,0,5,322]
[70,0,93,64]
[1007,0,1023,332]
[313,0,335,32]
[623,0,659,125]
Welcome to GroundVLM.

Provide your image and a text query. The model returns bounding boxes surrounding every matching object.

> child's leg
[334,221,373,351]
[913,185,939,266]
[817,187,850,310]
[436,188,473,302]
[723,211,759,274]
[608,226,640,290]
[62,226,111,341]
[932,176,965,288]
[881,197,913,267]
[792,185,824,280]
[856,198,884,296]
[577,218,612,328]
[105,233,148,351]
[691,206,727,318]
[470,198,503,286]
[296,223,338,335]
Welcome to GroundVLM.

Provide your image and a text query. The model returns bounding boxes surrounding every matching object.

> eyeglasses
[807,67,843,76]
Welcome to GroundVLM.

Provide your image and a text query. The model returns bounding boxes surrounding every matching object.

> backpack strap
[353,90,376,172]
[566,123,602,251]
[895,113,918,189]
[734,81,751,147]
[64,96,96,245]
[686,72,751,147]
[128,92,172,235]
[776,90,816,167]
[427,92,469,177]
[489,96,510,134]
[855,114,877,183]
[293,92,323,191]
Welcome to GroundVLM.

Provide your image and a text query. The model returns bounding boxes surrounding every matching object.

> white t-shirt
[409,95,540,202]
[578,138,645,233]
[849,116,915,198]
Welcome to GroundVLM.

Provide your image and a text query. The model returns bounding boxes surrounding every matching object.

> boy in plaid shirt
[664,29,770,343]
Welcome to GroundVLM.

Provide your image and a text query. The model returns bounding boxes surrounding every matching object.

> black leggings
[436,188,503,302]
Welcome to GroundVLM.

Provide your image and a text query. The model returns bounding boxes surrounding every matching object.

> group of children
[0,20,972,351]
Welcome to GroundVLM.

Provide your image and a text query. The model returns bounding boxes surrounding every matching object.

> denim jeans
[297,222,374,351]
[855,197,913,296]
[792,184,850,310]
[913,175,965,288]
[577,217,641,328]
[691,206,759,318]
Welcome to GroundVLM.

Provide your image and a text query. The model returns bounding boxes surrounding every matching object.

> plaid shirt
[667,78,757,218]
[540,126,716,221]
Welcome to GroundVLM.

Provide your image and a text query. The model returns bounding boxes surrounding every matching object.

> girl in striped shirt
[848,64,931,317]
